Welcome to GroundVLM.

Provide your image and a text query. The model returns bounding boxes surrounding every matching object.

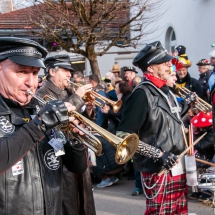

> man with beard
[196,59,211,102]
[117,41,188,214]
[123,66,138,88]
[37,54,96,215]
[0,37,87,215]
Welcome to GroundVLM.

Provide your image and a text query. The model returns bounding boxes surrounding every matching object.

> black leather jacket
[37,80,84,111]
[0,95,87,215]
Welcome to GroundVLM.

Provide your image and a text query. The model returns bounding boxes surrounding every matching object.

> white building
[88,0,215,78]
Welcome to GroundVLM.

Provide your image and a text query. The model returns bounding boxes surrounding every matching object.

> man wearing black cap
[123,66,138,88]
[37,54,96,215]
[117,41,188,214]
[196,59,211,102]
[0,37,88,215]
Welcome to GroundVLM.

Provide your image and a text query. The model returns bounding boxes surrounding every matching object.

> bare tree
[28,0,165,78]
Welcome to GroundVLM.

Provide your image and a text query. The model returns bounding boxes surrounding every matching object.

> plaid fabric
[141,172,188,215]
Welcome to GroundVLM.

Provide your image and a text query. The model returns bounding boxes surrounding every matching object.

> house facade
[0,0,214,78]
[136,0,215,79]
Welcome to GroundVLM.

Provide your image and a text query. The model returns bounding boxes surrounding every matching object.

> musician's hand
[33,100,71,132]
[68,118,86,136]
[158,151,178,170]
[101,104,110,113]
[64,102,76,112]
[184,92,197,105]
[75,84,93,98]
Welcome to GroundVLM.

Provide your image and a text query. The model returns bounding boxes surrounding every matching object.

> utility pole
[10,0,14,11]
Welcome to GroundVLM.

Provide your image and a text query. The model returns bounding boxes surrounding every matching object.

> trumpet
[27,90,102,156]
[174,84,212,113]
[68,80,122,113]
[27,90,139,164]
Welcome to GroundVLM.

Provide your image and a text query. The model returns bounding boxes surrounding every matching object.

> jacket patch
[0,116,15,134]
[44,149,60,170]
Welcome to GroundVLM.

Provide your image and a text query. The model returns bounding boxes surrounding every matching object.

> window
[165,27,177,53]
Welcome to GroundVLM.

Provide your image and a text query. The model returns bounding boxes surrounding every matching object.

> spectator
[37,75,46,89]
[173,55,203,98]
[84,76,90,84]
[82,102,97,123]
[133,75,142,87]
[123,66,138,88]
[104,71,117,101]
[111,63,120,77]
[92,136,123,188]
[89,74,107,127]
[196,59,211,102]
[73,71,84,83]
[101,81,132,134]
[173,45,186,56]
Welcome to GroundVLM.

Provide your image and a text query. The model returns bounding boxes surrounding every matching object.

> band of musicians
[1,37,215,215]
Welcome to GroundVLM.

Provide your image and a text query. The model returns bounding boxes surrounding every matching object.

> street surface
[93,175,215,215]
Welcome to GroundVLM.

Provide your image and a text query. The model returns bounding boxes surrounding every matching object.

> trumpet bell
[113,100,123,113]
[115,134,139,164]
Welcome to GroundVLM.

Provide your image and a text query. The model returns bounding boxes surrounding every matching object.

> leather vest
[0,97,64,215]
[134,82,185,173]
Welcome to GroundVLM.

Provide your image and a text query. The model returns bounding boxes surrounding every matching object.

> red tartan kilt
[141,172,188,215]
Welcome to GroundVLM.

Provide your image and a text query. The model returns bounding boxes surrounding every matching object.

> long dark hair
[116,81,132,95]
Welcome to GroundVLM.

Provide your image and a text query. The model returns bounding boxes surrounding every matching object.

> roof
[0,3,128,30]
[0,7,33,29]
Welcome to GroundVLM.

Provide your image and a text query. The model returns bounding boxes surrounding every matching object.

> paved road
[93,176,215,215]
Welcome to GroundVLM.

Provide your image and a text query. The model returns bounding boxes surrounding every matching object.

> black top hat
[196,59,211,66]
[175,45,186,56]
[133,41,173,72]
[123,66,138,73]
[0,37,47,68]
[44,54,74,75]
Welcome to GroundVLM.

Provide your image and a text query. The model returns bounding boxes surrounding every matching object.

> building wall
[85,45,144,78]
[137,0,215,79]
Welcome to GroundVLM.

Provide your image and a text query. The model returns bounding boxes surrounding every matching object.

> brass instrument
[27,90,139,164]
[174,84,212,113]
[68,80,122,113]
[27,90,102,156]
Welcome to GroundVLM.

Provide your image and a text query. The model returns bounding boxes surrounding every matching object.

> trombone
[27,90,139,165]
[174,84,212,113]
[68,80,122,113]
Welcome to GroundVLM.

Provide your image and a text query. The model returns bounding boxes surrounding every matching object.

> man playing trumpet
[0,37,89,215]
[37,54,96,215]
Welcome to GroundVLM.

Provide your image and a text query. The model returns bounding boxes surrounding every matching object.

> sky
[0,0,34,13]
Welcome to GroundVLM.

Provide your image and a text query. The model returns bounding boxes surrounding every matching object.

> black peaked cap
[133,41,173,72]
[123,66,138,73]
[44,54,74,74]
[0,37,48,68]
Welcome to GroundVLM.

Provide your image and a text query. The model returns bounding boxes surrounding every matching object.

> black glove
[184,92,197,105]
[33,100,69,132]
[158,151,178,170]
